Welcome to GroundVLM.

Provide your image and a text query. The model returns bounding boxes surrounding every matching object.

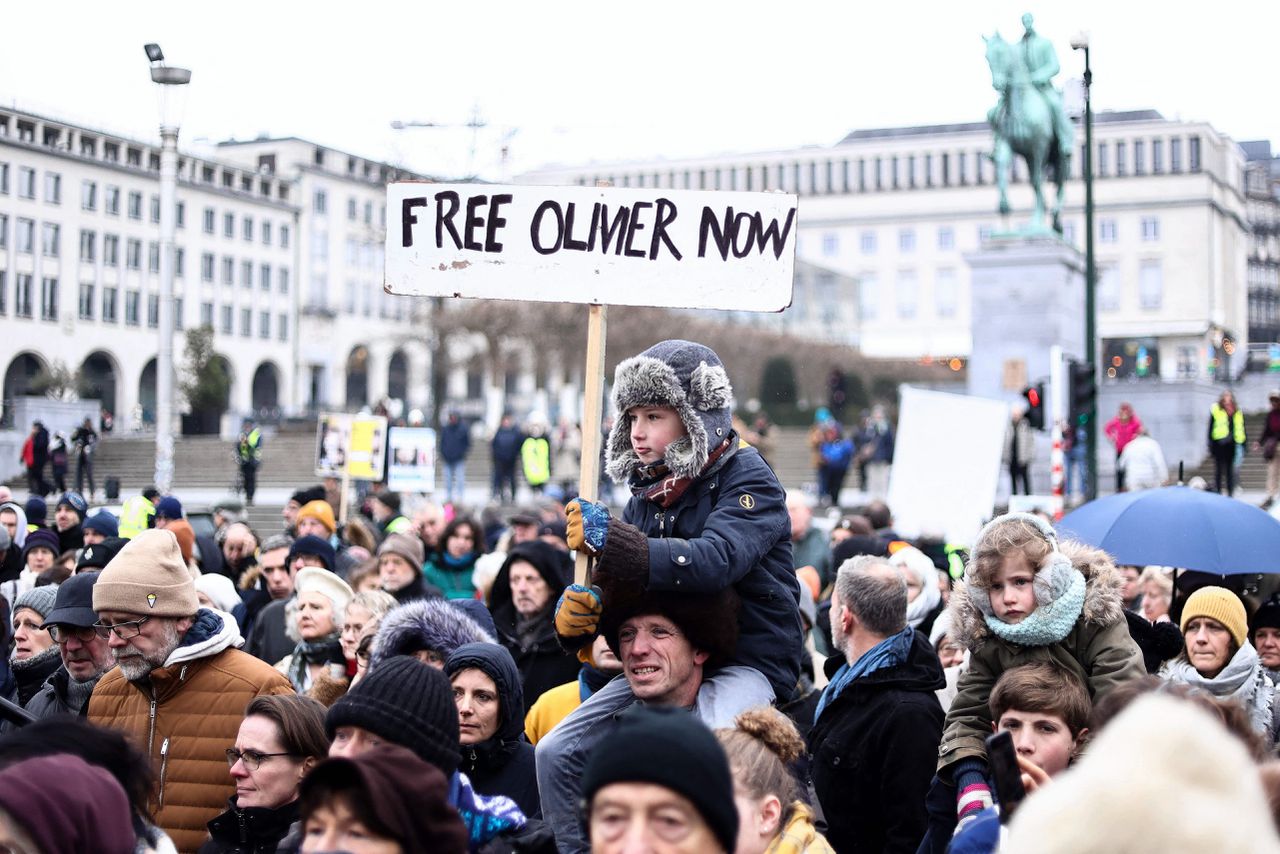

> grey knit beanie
[14,585,59,621]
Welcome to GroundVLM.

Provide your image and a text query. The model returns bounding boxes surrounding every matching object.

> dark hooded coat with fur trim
[937,541,1145,772]
[369,598,495,672]
[595,340,803,701]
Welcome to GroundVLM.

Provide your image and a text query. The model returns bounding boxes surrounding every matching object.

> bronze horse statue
[984,32,1072,234]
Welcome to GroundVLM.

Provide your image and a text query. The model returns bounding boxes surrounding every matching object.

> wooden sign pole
[574,304,608,585]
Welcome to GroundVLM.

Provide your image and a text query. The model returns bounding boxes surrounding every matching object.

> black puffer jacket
[445,642,540,819]
[200,797,299,854]
[488,542,579,715]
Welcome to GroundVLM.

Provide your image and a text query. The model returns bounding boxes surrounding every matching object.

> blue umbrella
[1056,486,1280,575]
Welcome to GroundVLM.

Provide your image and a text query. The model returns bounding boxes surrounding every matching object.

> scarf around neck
[1163,642,1276,735]
[288,635,344,692]
[631,438,732,508]
[984,568,1086,647]
[816,626,915,722]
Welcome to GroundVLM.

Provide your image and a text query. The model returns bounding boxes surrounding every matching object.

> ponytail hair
[715,707,805,824]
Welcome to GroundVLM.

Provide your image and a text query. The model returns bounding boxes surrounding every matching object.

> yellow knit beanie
[1179,586,1248,648]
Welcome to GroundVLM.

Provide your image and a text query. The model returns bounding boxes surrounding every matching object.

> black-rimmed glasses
[225,748,298,771]
[46,624,98,644]
[92,617,150,640]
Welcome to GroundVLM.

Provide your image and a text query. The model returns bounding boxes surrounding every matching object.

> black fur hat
[599,587,741,669]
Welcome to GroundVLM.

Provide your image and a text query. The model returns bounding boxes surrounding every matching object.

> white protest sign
[384,183,797,312]
[887,387,1008,546]
[387,426,437,492]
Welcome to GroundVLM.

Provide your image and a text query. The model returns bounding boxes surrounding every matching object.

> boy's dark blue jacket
[613,440,803,701]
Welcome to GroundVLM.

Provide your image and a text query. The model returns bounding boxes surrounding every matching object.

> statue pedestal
[964,236,1085,402]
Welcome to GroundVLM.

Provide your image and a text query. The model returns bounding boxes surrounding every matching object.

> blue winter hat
[24,497,46,525]
[155,496,183,520]
[22,529,60,561]
[287,535,336,573]
[56,492,88,521]
[83,512,119,538]
[605,340,735,483]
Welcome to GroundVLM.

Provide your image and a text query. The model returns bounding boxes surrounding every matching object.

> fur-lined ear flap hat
[965,512,1078,618]
[605,339,734,483]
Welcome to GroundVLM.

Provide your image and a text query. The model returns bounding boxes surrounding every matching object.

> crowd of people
[0,339,1279,853]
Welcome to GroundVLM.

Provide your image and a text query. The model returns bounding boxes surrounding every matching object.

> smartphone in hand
[985,730,1026,823]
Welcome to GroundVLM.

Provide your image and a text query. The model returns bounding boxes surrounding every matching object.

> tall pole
[155,124,178,494]
[1080,44,1098,501]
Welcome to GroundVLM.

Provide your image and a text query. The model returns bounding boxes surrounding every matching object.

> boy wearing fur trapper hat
[542,339,802,851]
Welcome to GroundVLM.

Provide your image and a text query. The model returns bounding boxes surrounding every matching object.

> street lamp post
[1072,33,1098,501]
[145,44,191,494]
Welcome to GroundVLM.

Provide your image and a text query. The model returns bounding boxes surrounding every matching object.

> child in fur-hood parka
[938,512,1145,829]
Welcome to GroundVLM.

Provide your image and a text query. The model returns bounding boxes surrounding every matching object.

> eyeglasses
[92,617,150,640]
[225,748,298,771]
[47,624,98,644]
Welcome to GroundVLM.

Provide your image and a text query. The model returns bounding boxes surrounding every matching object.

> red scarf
[633,439,733,509]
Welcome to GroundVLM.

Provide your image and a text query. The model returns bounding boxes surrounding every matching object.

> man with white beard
[87,529,291,852]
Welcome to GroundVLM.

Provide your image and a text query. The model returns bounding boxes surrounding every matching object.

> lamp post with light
[1071,32,1097,501]
[144,43,190,494]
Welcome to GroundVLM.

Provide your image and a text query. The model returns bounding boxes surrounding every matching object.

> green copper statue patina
[984,13,1075,235]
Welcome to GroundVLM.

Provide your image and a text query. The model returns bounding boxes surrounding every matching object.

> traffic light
[1023,382,1046,430]
[1068,360,1097,425]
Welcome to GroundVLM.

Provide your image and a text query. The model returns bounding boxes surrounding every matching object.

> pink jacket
[1105,416,1142,453]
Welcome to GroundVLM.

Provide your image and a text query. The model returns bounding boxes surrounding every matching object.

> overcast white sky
[5,1,1278,180]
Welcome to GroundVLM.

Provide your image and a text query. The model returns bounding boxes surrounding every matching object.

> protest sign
[387,426,437,492]
[315,413,388,481]
[385,183,798,312]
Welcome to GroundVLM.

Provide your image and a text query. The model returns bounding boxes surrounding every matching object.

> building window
[364,201,373,225]
[280,225,290,248]
[243,216,254,241]
[40,277,57,320]
[1152,139,1164,174]
[175,247,184,278]
[176,202,184,229]
[1098,264,1120,311]
[14,274,32,318]
[221,257,234,285]
[220,304,233,334]
[203,207,215,234]
[345,280,357,314]
[174,297,184,331]
[858,273,878,320]
[126,239,141,270]
[150,195,160,223]
[42,223,60,257]
[147,293,159,328]
[937,227,955,251]
[896,271,918,319]
[240,307,252,337]
[16,218,34,254]
[1096,143,1108,177]
[200,301,214,327]
[148,242,160,273]
[279,268,289,293]
[105,186,120,216]
[102,286,117,322]
[1171,138,1182,173]
[347,197,357,220]
[936,268,958,318]
[1133,140,1145,175]
[0,213,6,249]
[18,167,35,199]
[128,191,142,219]
[1099,219,1117,243]
[0,271,6,315]
[899,229,916,252]
[79,282,95,320]
[261,221,272,245]
[260,264,272,291]
[241,260,253,289]
[1189,136,1201,172]
[223,212,234,238]
[1114,142,1126,176]
[1139,260,1163,310]
[81,180,97,211]
[0,162,7,195]
[822,233,839,257]
[79,229,96,262]
[277,313,288,342]
[1141,217,1160,241]
[201,252,215,282]
[103,234,119,266]
[314,189,327,214]
[860,231,877,255]
[258,311,270,339]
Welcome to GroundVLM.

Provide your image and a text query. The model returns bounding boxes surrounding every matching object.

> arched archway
[252,362,280,414]
[346,346,369,409]
[2,352,47,427]
[387,350,408,403]
[79,351,119,416]
[138,358,157,424]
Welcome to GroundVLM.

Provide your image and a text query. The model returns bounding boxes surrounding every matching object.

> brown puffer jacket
[88,609,293,853]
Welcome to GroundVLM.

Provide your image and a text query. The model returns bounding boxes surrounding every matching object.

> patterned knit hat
[1180,586,1248,648]
[325,656,461,776]
[92,529,199,618]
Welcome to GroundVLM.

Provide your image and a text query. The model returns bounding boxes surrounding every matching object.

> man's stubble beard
[113,620,183,682]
